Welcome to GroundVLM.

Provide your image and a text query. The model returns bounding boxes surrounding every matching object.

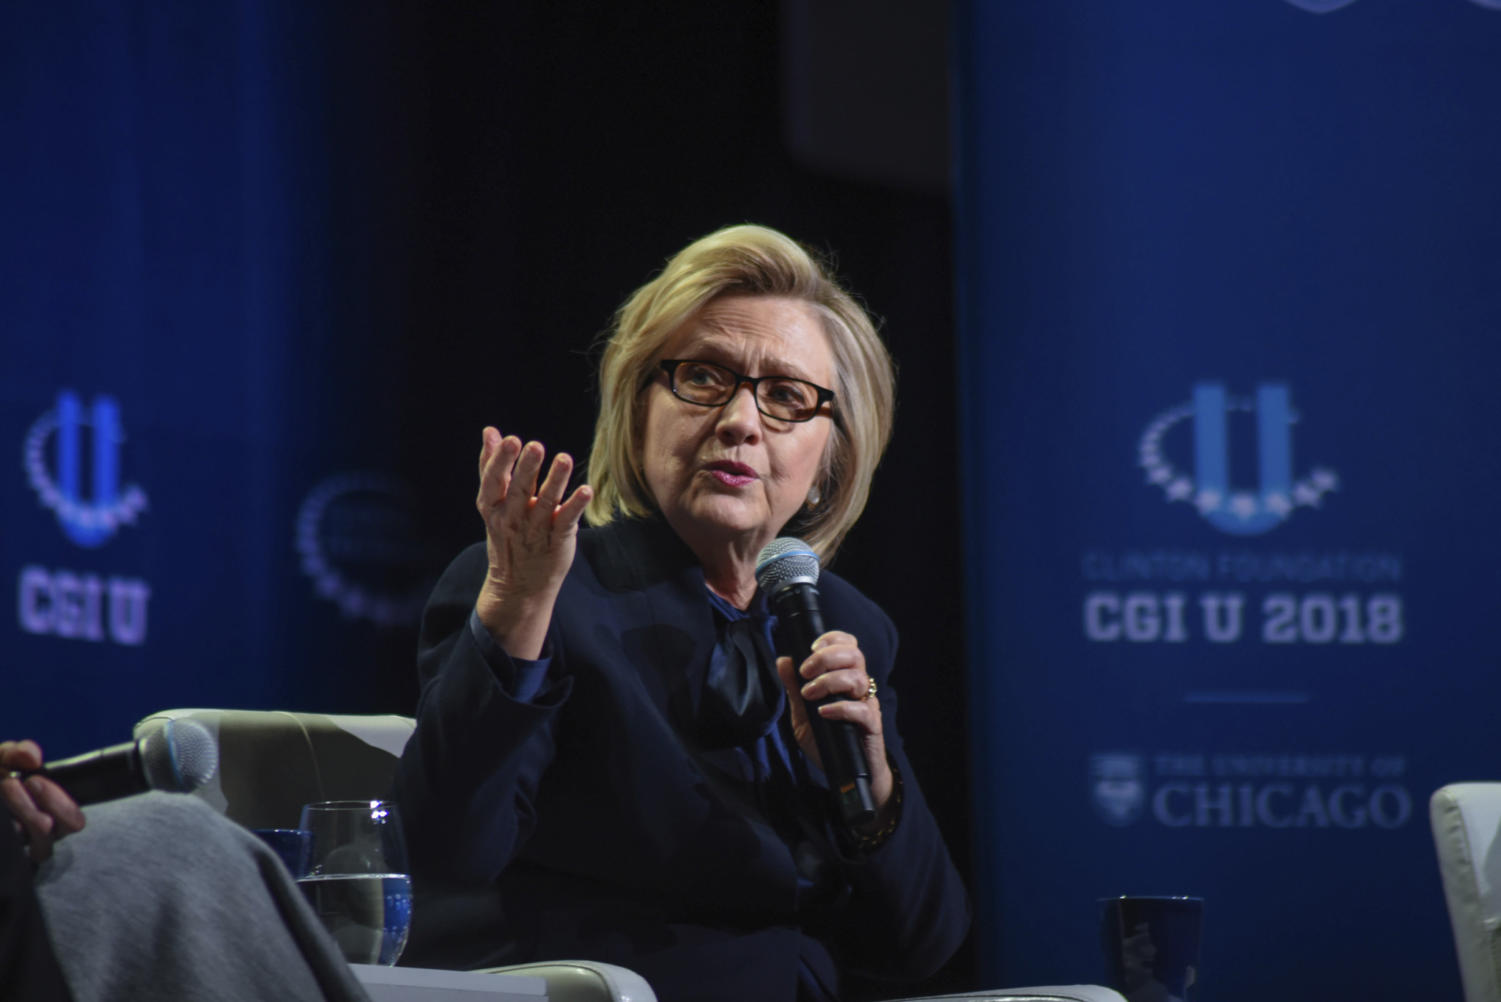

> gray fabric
[34,792,370,1002]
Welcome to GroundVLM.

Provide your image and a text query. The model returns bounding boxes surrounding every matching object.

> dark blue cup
[252,827,312,877]
[1099,895,1204,1002]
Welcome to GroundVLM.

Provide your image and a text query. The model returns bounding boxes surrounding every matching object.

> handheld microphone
[28,718,218,805]
[755,537,876,827]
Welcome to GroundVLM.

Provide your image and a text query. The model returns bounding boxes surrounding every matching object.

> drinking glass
[296,800,412,965]
[1099,895,1204,1002]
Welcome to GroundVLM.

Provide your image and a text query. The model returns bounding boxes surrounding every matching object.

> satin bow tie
[693,613,786,749]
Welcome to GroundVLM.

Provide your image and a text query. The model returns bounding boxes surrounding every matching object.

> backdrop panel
[0,1,431,749]
[955,1,1501,997]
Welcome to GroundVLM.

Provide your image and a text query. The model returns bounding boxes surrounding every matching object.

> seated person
[2,739,370,1002]
[395,224,970,1002]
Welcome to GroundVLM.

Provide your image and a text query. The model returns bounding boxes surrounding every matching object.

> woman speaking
[395,224,968,1002]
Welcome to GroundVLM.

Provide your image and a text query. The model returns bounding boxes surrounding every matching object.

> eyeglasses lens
[671,361,818,422]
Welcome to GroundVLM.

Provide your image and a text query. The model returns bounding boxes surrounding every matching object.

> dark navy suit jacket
[394,517,968,1002]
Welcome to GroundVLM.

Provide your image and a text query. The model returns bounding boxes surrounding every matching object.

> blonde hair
[584,224,895,561]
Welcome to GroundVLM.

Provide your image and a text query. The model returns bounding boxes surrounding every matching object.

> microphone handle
[773,585,877,827]
[34,739,146,805]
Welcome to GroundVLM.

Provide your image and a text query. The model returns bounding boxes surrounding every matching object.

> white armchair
[1431,783,1501,1002]
[136,709,648,1002]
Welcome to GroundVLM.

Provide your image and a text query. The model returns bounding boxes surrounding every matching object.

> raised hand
[775,631,895,811]
[1,740,85,864]
[473,427,593,659]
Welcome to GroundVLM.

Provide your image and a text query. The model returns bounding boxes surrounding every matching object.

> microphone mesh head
[139,718,219,793]
[755,536,820,594]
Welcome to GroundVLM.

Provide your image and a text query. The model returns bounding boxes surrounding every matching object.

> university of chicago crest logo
[23,391,149,548]
[1139,382,1337,537]
[1091,753,1146,827]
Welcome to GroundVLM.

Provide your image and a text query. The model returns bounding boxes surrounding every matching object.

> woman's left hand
[776,631,894,811]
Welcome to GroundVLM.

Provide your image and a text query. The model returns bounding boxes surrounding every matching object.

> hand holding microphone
[4,719,218,864]
[1,739,85,864]
[757,537,890,828]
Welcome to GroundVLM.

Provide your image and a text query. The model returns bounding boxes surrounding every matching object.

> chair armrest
[1431,782,1501,1002]
[473,960,657,1002]
[351,964,545,1001]
[883,987,1126,1002]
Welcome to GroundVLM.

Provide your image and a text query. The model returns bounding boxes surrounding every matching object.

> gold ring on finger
[863,677,878,701]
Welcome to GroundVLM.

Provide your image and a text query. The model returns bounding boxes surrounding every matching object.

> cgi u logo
[1139,381,1337,536]
[23,391,149,548]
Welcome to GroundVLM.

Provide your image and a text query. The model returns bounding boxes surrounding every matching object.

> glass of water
[297,800,412,965]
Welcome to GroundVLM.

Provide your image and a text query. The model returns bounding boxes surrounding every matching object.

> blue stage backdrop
[956,1,1500,998]
[1,3,438,749]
